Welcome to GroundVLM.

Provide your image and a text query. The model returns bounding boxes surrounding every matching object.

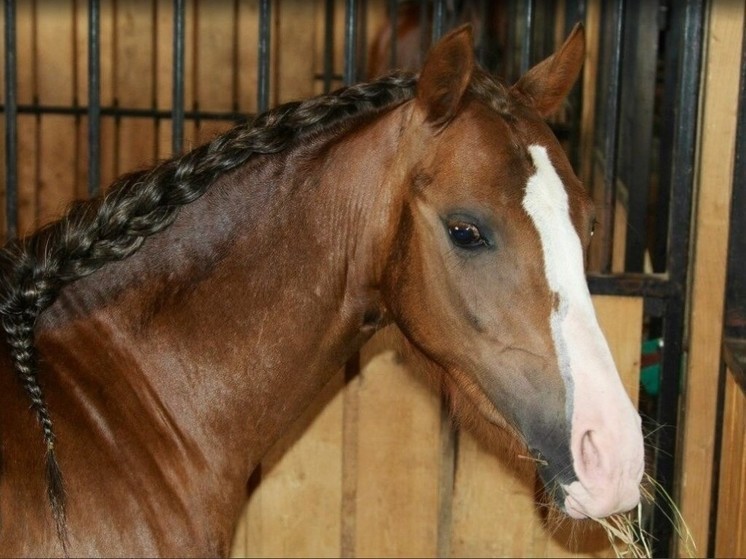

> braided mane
[0,71,418,546]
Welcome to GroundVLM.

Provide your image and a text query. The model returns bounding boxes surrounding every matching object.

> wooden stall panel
[195,0,237,144]
[232,372,345,558]
[715,369,746,559]
[14,0,36,237]
[451,295,643,559]
[679,0,745,551]
[450,429,540,558]
[0,0,65,237]
[34,0,79,229]
[237,0,261,115]
[352,330,442,558]
[114,0,157,177]
[273,1,317,106]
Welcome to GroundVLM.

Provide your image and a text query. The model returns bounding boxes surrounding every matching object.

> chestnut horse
[0,25,643,557]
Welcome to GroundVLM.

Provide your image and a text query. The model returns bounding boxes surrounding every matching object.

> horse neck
[33,103,408,547]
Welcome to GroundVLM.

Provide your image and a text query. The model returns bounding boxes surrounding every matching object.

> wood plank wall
[715,364,746,558]
[677,1,745,555]
[0,2,651,557]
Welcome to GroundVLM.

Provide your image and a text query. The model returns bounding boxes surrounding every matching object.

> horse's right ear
[416,24,474,127]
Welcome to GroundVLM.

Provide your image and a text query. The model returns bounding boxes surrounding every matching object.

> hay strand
[591,472,696,558]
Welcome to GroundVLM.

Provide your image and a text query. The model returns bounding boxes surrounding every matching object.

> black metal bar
[475,0,488,69]
[357,0,368,80]
[599,0,624,273]
[724,13,746,339]
[171,0,185,154]
[587,273,679,299]
[388,0,398,70]
[621,0,659,273]
[432,0,446,43]
[564,0,586,170]
[652,1,705,556]
[323,0,335,92]
[0,103,251,122]
[419,0,429,65]
[503,0,515,80]
[343,0,358,85]
[87,0,101,197]
[519,0,535,75]
[652,3,673,274]
[257,0,271,112]
[315,71,344,82]
[4,0,18,239]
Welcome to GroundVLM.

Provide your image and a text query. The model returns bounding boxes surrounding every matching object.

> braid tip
[45,448,69,556]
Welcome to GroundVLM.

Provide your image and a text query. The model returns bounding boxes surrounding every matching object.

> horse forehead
[429,104,531,191]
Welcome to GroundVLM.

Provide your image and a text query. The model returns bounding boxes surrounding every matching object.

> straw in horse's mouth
[590,472,696,559]
[517,453,548,467]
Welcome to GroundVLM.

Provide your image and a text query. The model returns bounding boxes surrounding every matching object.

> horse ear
[511,23,585,117]
[416,24,475,126]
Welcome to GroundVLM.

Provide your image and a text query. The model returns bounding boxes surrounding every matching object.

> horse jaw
[522,145,644,519]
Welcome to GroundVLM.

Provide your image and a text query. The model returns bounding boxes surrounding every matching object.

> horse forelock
[466,68,514,119]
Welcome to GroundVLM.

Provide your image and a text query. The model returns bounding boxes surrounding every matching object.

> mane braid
[0,70,418,547]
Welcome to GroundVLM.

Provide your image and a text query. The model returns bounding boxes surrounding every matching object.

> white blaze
[522,145,643,519]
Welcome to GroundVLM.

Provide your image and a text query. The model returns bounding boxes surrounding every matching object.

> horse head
[380,24,644,519]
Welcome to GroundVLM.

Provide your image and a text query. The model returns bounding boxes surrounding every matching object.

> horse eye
[448,222,485,249]
[590,219,598,237]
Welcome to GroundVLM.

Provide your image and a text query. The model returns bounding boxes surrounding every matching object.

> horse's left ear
[511,23,585,117]
[416,24,475,126]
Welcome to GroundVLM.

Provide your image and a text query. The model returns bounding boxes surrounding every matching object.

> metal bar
[323,0,334,92]
[4,0,18,238]
[388,0,398,70]
[724,13,746,339]
[257,0,271,112]
[0,104,251,122]
[587,273,679,299]
[564,0,586,169]
[622,0,659,273]
[432,0,446,43]
[475,0,488,68]
[599,0,625,273]
[343,0,358,85]
[87,0,101,197]
[519,0,535,75]
[505,0,518,81]
[651,1,705,556]
[358,0,368,79]
[419,0,429,65]
[171,0,185,154]
[654,2,676,273]
[315,71,344,82]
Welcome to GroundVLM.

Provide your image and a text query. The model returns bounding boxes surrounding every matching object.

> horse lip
[530,450,577,510]
[563,495,588,519]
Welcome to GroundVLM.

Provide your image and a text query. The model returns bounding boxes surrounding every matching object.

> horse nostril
[580,430,602,474]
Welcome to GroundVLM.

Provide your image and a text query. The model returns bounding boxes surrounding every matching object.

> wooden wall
[677,1,745,555]
[0,2,652,557]
[715,351,746,559]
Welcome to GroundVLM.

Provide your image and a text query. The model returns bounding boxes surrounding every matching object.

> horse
[0,24,644,557]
